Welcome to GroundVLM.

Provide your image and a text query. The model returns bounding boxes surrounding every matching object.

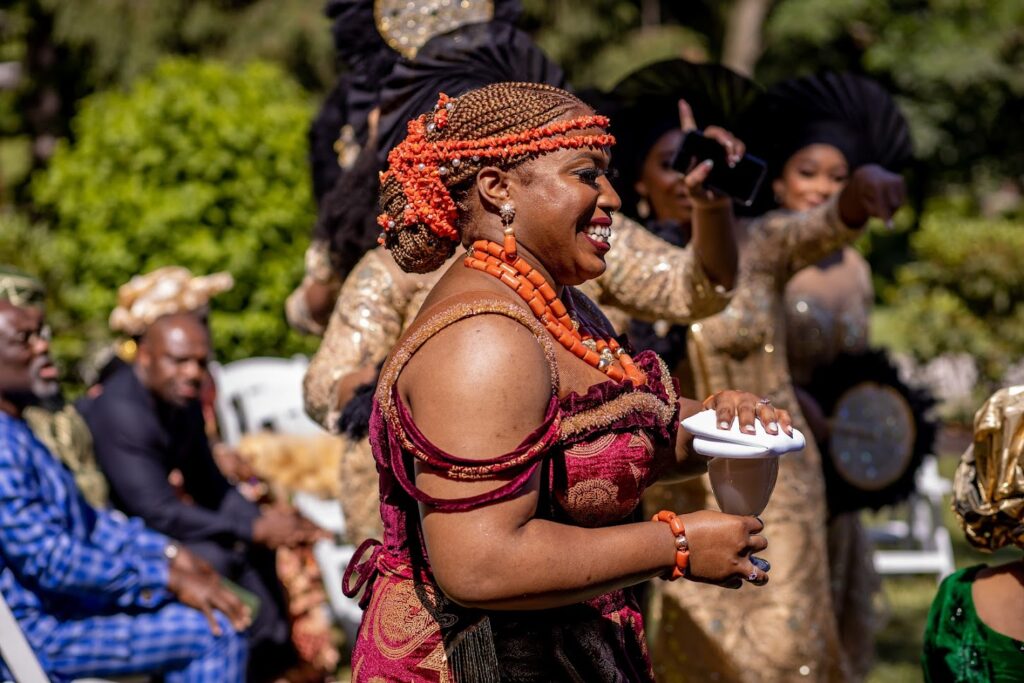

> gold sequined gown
[785,246,881,681]
[303,213,732,543]
[650,197,860,683]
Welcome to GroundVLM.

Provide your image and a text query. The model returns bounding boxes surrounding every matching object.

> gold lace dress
[303,214,732,544]
[785,246,881,681]
[649,197,860,683]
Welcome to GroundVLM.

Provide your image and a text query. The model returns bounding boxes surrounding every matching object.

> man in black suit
[84,312,323,680]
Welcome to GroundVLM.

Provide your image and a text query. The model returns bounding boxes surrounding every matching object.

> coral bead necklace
[464,239,647,386]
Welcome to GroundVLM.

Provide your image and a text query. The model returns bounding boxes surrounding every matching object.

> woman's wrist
[652,510,690,580]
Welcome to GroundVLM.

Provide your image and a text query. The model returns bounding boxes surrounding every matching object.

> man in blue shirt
[0,298,251,682]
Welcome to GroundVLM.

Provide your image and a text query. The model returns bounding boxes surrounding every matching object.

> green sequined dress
[923,565,1024,682]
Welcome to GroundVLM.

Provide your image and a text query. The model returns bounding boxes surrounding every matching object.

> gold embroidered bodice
[784,246,873,386]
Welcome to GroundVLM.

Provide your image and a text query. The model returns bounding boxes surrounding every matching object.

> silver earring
[499,202,515,226]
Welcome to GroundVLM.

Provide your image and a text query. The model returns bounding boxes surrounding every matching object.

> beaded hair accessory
[377,92,616,247]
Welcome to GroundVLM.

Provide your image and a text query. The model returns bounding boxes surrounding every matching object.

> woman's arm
[598,216,734,324]
[303,250,406,431]
[401,314,767,610]
[285,239,342,336]
[595,108,750,323]
[775,164,906,278]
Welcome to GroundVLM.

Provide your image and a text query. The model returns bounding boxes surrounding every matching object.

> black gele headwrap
[750,72,913,175]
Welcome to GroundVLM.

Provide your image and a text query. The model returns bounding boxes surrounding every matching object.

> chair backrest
[0,589,49,683]
[209,356,322,445]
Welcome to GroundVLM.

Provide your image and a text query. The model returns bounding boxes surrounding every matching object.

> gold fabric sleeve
[594,214,733,325]
[769,194,860,279]
[302,249,407,432]
[955,385,1024,552]
[285,239,342,337]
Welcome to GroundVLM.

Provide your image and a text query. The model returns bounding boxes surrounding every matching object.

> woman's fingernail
[768,422,778,432]
[719,420,730,429]
[702,159,714,169]
[743,425,755,434]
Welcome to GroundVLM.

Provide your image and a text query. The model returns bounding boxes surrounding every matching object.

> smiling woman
[337,82,791,683]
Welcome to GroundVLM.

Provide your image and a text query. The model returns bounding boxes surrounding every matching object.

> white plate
[692,437,771,459]
[682,409,806,457]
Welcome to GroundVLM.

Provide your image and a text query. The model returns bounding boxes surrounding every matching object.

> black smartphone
[671,130,768,207]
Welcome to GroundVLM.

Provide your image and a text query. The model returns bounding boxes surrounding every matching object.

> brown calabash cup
[707,455,780,516]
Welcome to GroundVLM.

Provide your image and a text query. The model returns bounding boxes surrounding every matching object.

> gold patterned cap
[0,265,45,309]
[374,0,494,58]
[954,385,1024,552]
[109,266,234,337]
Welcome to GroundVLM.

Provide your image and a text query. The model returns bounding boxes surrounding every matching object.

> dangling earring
[499,201,517,261]
[636,196,650,220]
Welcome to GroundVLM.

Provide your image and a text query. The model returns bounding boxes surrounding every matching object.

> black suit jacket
[82,364,259,545]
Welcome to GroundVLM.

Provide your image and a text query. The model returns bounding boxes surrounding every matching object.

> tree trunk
[722,0,774,76]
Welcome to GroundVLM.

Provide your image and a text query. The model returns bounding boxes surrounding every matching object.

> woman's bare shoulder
[398,307,555,459]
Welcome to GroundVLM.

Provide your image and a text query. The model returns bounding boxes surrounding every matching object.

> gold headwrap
[109,266,234,338]
[374,0,494,58]
[954,385,1024,552]
[0,266,45,309]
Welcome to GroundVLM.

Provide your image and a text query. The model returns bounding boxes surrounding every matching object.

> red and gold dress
[346,291,680,682]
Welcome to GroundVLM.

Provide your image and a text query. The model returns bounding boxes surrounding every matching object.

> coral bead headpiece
[378,92,616,246]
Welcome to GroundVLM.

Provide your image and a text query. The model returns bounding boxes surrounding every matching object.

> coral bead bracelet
[652,510,690,580]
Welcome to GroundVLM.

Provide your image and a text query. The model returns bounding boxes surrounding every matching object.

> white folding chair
[208,356,323,446]
[0,590,120,683]
[207,359,365,636]
[871,455,956,581]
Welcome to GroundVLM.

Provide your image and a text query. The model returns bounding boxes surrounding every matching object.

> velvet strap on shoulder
[373,290,562,512]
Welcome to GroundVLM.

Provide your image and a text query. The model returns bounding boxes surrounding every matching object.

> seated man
[84,310,323,678]
[0,298,250,682]
[0,266,109,508]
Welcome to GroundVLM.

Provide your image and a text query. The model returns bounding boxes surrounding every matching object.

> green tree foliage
[877,205,1024,386]
[758,0,1024,186]
[26,58,317,377]
[520,0,711,89]
[38,0,333,92]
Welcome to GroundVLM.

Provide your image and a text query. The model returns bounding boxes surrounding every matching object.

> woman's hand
[677,99,747,209]
[703,390,794,436]
[679,510,768,588]
[837,164,906,228]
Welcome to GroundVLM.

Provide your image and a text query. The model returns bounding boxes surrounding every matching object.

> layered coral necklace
[465,239,647,386]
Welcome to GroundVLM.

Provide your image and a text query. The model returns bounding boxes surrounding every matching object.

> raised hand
[677,99,747,208]
[838,164,907,228]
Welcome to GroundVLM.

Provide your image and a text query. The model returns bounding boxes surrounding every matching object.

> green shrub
[879,208,1024,386]
[28,57,317,378]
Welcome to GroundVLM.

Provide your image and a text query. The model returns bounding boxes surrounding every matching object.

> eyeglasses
[1,324,52,349]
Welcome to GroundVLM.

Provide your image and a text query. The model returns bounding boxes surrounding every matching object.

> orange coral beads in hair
[378,92,616,247]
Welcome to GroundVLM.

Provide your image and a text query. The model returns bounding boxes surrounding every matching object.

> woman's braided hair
[378,82,615,273]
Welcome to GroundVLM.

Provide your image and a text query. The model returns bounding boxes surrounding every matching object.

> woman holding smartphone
[617,71,910,681]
